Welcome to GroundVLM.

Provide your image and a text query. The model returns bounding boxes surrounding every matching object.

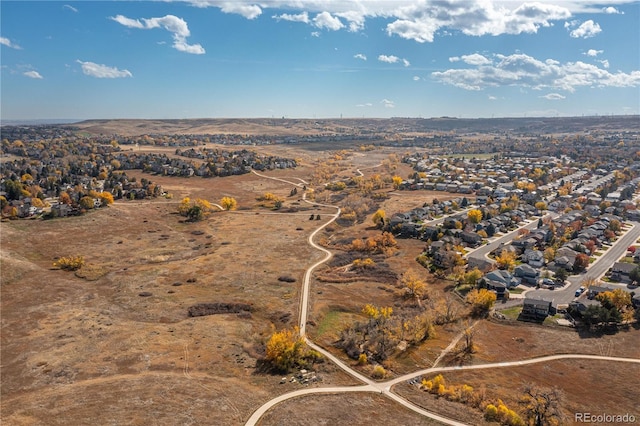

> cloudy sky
[1,1,639,120]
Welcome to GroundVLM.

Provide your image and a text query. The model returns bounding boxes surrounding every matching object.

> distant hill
[66,116,639,137]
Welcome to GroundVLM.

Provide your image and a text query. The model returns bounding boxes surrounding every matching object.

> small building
[610,262,637,283]
[521,298,553,320]
[514,264,539,285]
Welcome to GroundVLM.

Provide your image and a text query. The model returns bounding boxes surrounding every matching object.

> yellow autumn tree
[372,209,386,229]
[466,288,497,316]
[467,209,483,224]
[401,269,428,305]
[265,327,306,372]
[495,250,516,271]
[220,196,237,211]
[98,192,115,206]
[392,175,403,189]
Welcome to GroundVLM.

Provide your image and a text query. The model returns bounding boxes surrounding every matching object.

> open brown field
[394,359,640,426]
[259,393,438,425]
[2,142,639,425]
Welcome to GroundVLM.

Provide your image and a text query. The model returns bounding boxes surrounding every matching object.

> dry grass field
[2,141,639,425]
[394,359,640,426]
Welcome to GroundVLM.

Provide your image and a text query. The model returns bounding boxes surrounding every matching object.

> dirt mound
[188,302,253,317]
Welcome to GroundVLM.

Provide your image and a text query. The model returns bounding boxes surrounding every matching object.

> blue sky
[1,1,639,120]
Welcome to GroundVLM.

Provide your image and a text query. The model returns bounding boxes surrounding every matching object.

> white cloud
[273,12,309,23]
[311,31,320,37]
[386,1,571,43]
[540,93,565,100]
[599,59,610,69]
[585,49,603,57]
[218,2,262,19]
[381,99,395,108]
[432,52,640,92]
[488,95,497,100]
[459,53,492,66]
[602,6,623,14]
[378,54,411,66]
[178,1,577,43]
[378,54,399,64]
[77,60,132,78]
[569,20,602,38]
[110,14,205,54]
[24,71,43,79]
[1,37,22,49]
[63,4,78,12]
[354,53,367,61]
[356,102,373,107]
[313,11,344,31]
[413,76,421,81]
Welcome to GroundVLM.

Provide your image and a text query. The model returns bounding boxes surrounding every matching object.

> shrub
[53,256,85,271]
[485,404,499,421]
[357,353,368,365]
[371,365,386,379]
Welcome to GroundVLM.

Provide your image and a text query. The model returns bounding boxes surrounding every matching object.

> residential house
[522,249,545,268]
[460,231,483,247]
[610,262,637,283]
[480,269,520,295]
[521,298,553,320]
[514,264,539,285]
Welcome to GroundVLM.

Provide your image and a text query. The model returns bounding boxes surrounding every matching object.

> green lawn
[499,306,522,320]
[316,310,343,337]
[508,287,525,294]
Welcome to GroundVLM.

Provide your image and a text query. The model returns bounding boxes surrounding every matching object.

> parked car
[575,286,586,297]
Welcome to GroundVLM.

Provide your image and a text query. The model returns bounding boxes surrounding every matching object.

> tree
[178,198,214,221]
[467,209,483,224]
[534,201,547,211]
[629,265,640,284]
[79,196,94,210]
[596,288,634,322]
[495,250,516,271]
[400,269,428,306]
[580,277,598,289]
[466,288,496,317]
[220,196,237,211]
[265,327,314,372]
[554,268,568,283]
[372,209,386,229]
[520,383,565,426]
[98,192,114,206]
[573,253,590,272]
[392,175,403,189]
[458,322,476,354]
[543,247,556,263]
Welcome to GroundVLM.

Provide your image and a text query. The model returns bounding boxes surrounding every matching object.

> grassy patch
[499,306,522,319]
[454,283,473,297]
[316,310,348,338]
[508,287,525,294]
[543,314,564,326]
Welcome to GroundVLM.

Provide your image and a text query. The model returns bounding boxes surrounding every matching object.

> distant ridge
[1,118,83,126]
[61,115,640,137]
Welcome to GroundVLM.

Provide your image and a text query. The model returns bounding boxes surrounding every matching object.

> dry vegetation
[2,139,638,425]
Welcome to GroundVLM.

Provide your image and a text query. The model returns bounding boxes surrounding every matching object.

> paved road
[526,221,640,305]
[465,214,554,266]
